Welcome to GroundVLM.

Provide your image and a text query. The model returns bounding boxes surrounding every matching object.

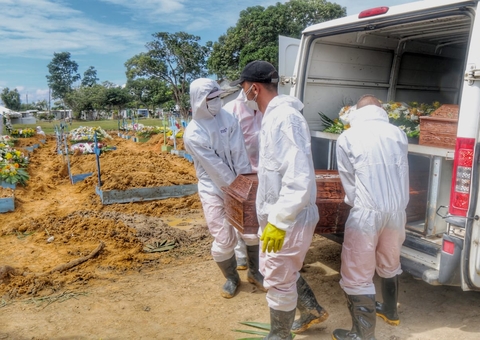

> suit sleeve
[336,135,356,207]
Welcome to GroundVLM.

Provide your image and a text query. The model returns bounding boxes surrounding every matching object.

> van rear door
[278,35,299,95]
[455,1,480,290]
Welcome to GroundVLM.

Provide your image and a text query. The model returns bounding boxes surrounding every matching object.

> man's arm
[336,136,356,207]
[184,134,236,189]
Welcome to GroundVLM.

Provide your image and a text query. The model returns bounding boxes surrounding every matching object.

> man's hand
[260,222,286,253]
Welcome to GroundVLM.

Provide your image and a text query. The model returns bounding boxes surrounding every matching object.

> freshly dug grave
[0,132,209,300]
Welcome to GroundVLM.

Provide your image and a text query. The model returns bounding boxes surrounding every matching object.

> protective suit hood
[349,104,388,127]
[190,78,220,121]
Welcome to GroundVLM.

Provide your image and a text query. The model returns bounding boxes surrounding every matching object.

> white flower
[339,105,356,124]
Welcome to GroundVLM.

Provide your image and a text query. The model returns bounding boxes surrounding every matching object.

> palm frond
[233,321,296,339]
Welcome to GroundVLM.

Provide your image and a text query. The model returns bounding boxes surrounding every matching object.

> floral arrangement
[319,113,347,134]
[383,101,440,138]
[0,164,29,186]
[0,135,15,147]
[135,125,172,138]
[10,128,35,138]
[0,144,29,168]
[69,126,112,143]
[0,143,29,186]
[70,142,114,155]
[122,123,145,132]
[320,101,441,138]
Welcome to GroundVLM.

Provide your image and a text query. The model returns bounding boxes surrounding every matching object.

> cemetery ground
[1,127,480,339]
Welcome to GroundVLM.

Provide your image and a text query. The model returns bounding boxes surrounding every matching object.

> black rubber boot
[291,275,329,333]
[376,276,399,326]
[332,294,376,340]
[246,245,267,292]
[216,255,240,299]
[264,308,296,340]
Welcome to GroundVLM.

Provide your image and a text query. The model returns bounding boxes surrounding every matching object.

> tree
[34,100,49,111]
[65,84,105,119]
[46,52,81,102]
[1,87,21,111]
[125,32,210,119]
[207,0,346,80]
[126,78,171,115]
[103,86,132,119]
[81,66,99,87]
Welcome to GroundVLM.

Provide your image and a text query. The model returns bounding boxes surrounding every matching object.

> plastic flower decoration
[69,126,112,143]
[10,128,35,138]
[0,142,30,186]
[383,101,440,138]
[320,100,440,138]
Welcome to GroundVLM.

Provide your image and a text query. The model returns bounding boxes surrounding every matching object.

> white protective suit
[223,90,263,261]
[223,90,262,172]
[336,104,409,295]
[184,78,257,262]
[256,95,319,311]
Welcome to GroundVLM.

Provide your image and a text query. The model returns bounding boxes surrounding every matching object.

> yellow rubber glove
[260,222,286,253]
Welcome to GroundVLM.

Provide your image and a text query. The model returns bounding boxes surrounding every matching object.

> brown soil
[2,131,480,340]
[0,187,14,198]
[0,133,208,301]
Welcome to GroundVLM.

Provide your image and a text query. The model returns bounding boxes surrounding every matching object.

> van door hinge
[280,76,296,86]
[465,65,480,85]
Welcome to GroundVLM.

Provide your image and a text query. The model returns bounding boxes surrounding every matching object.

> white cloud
[0,0,145,58]
[101,0,186,15]
[98,0,288,36]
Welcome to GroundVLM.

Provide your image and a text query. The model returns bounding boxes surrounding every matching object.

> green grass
[6,118,166,134]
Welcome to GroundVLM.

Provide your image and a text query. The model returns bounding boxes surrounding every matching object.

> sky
[0,0,412,105]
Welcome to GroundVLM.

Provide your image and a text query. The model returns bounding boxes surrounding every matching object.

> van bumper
[401,232,463,287]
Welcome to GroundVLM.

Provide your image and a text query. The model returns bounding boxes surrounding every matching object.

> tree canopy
[81,66,99,87]
[125,31,210,118]
[46,52,81,101]
[1,87,21,111]
[126,78,172,114]
[207,0,346,80]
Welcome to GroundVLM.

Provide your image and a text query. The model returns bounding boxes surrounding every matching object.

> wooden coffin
[222,173,259,234]
[222,170,351,235]
[419,104,459,149]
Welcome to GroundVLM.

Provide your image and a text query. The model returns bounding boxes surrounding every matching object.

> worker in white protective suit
[231,61,329,339]
[333,95,409,340]
[223,91,263,272]
[183,78,264,299]
[36,126,46,137]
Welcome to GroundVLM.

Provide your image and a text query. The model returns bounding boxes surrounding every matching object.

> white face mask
[244,85,259,111]
[207,97,222,115]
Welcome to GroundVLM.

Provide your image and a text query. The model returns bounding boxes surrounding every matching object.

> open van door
[278,35,300,95]
[455,4,480,291]
[279,35,348,237]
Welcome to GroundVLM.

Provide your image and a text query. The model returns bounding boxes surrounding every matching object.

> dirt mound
[0,134,208,300]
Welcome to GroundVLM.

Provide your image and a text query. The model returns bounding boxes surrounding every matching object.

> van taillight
[442,239,455,255]
[449,137,475,216]
[358,7,389,19]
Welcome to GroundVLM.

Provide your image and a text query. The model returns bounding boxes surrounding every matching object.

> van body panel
[278,35,299,95]
[284,0,480,290]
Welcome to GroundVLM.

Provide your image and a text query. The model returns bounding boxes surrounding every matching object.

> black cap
[230,60,279,86]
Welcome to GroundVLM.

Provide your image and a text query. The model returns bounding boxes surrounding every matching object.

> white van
[279,0,480,291]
